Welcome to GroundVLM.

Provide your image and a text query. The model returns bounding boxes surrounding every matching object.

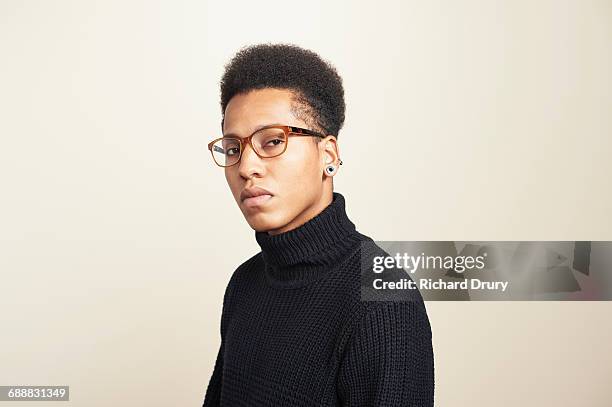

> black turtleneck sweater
[202,192,434,406]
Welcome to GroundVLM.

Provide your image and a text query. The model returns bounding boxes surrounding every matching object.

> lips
[240,186,274,208]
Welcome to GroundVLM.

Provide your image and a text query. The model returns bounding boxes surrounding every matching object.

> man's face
[223,88,328,234]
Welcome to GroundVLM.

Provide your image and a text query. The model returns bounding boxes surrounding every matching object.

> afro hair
[220,43,346,138]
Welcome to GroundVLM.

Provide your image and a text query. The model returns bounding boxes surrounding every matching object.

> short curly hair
[220,43,346,138]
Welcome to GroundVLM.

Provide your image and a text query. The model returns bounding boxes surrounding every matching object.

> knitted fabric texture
[203,192,435,406]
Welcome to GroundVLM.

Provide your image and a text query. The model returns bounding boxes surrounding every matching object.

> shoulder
[335,234,432,349]
[226,251,263,288]
[359,300,432,339]
[230,251,264,283]
[337,299,433,363]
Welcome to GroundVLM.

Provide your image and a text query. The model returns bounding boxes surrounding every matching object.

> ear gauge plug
[325,159,343,176]
[325,164,336,175]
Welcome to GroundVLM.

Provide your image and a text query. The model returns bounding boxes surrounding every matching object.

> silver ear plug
[325,159,343,176]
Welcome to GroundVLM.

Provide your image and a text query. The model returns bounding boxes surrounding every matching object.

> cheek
[274,149,321,186]
[224,169,242,198]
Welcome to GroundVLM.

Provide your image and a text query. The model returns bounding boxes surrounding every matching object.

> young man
[203,43,434,406]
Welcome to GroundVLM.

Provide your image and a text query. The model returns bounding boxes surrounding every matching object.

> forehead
[223,88,305,137]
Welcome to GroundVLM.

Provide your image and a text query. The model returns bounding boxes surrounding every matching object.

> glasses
[207,125,326,167]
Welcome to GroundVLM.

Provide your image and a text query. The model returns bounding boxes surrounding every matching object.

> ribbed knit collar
[255,192,363,287]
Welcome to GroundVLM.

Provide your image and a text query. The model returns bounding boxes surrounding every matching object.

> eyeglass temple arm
[288,130,344,165]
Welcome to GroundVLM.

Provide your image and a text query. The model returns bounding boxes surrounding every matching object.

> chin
[244,210,290,233]
[245,213,281,233]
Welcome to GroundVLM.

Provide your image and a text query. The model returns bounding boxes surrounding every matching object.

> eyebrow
[223,123,285,138]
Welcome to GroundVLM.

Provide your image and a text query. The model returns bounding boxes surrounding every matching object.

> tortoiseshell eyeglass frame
[207,125,327,168]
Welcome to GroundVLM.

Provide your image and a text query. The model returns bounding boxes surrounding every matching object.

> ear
[320,135,341,175]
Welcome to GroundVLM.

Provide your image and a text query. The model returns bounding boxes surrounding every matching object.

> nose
[237,140,265,180]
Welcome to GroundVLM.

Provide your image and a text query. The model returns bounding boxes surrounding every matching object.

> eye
[226,147,240,156]
[263,138,284,148]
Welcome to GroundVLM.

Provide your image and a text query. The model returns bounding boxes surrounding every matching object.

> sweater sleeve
[337,300,435,407]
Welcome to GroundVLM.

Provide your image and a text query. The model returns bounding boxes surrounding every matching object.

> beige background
[1,0,611,406]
